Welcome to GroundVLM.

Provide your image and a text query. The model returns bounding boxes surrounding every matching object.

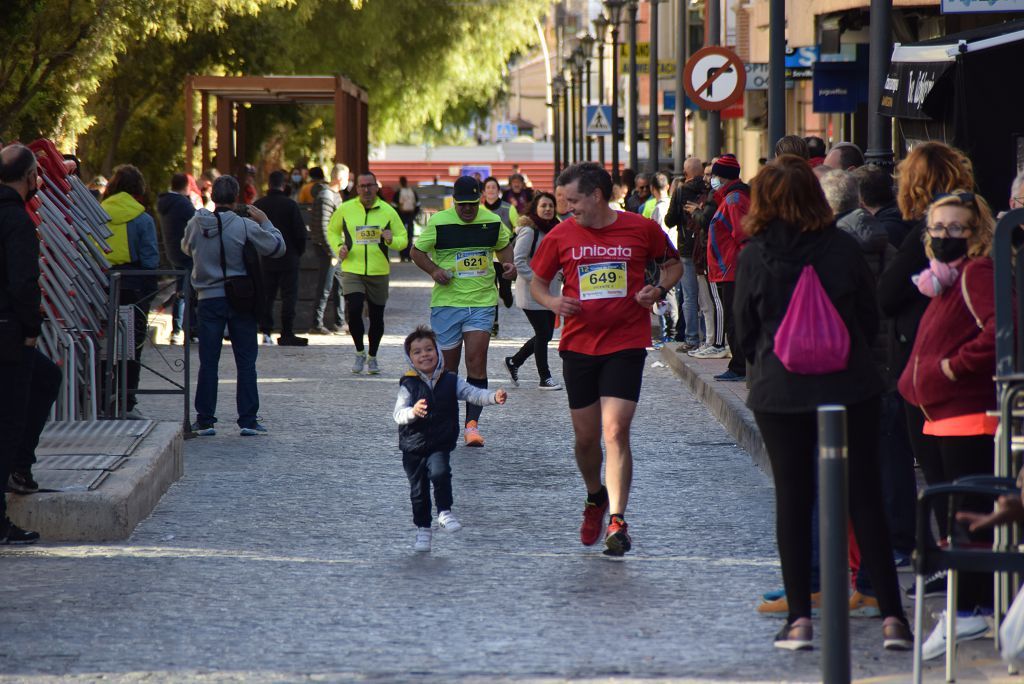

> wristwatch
[654,285,668,298]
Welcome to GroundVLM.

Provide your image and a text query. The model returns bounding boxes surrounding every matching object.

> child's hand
[413,399,428,418]
[494,389,507,405]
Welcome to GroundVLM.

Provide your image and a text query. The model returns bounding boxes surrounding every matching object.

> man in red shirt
[530,162,681,556]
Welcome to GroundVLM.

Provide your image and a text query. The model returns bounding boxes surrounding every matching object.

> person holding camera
[181,175,285,436]
[0,144,62,543]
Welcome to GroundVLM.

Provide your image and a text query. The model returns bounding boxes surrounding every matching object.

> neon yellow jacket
[327,197,408,276]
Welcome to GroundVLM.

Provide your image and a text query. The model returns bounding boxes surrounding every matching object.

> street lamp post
[593,14,610,168]
[605,0,626,182]
[580,33,596,162]
[865,0,894,168]
[673,0,687,175]
[627,0,640,172]
[706,0,722,158]
[552,75,565,179]
[768,0,786,156]
[569,66,578,164]
[573,47,587,163]
[649,0,662,173]
[562,68,571,168]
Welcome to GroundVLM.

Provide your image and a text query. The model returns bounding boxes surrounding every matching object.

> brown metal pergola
[183,74,369,178]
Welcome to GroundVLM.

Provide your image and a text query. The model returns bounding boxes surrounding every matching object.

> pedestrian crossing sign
[585,105,613,136]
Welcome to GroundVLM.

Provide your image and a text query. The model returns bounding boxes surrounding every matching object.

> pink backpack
[773,265,850,375]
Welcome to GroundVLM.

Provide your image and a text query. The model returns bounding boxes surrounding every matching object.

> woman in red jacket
[897,190,997,660]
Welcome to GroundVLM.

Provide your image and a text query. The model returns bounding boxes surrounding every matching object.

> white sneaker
[170,331,184,346]
[539,377,563,391]
[687,344,709,357]
[413,527,432,552]
[698,345,730,359]
[261,334,274,346]
[438,510,462,532]
[921,610,990,661]
[124,408,146,420]
[352,352,366,374]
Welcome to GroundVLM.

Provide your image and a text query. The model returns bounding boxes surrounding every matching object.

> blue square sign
[585,105,613,136]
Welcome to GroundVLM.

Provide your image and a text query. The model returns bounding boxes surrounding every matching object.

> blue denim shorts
[429,306,496,350]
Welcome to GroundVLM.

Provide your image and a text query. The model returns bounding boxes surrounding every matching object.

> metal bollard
[819,405,851,684]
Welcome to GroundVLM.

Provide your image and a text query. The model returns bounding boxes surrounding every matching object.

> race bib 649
[578,261,627,301]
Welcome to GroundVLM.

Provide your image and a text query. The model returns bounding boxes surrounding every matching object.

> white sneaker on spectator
[170,331,184,346]
[697,345,730,359]
[438,510,462,532]
[413,527,432,552]
[687,344,709,357]
[125,408,146,420]
[921,610,990,661]
[261,334,274,346]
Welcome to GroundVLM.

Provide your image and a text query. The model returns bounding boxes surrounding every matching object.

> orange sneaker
[580,497,608,546]
[464,420,485,447]
[603,516,632,556]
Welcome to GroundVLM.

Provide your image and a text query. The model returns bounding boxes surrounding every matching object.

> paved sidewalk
[0,264,994,681]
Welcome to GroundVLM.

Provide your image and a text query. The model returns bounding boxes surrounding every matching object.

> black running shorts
[560,348,647,410]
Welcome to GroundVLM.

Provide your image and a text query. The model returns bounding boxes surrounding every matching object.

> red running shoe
[580,498,608,546]
[603,516,632,556]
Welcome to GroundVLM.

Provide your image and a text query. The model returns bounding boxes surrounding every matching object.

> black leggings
[936,434,995,611]
[754,396,905,622]
[511,309,555,380]
[344,292,385,356]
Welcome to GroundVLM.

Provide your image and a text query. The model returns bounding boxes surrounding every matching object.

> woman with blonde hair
[897,191,998,659]
[734,154,911,652]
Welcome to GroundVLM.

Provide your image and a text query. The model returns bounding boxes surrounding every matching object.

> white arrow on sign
[689,53,741,103]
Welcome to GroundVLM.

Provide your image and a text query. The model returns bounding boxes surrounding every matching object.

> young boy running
[393,326,507,552]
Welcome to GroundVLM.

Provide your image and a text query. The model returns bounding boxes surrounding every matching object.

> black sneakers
[0,517,40,544]
[503,357,520,387]
[8,471,39,494]
[277,335,309,346]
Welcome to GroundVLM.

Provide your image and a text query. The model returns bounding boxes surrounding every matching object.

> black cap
[452,176,481,203]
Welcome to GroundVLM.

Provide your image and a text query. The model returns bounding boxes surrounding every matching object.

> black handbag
[0,315,24,363]
[216,213,262,315]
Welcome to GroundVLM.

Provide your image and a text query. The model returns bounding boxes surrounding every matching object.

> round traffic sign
[683,46,746,111]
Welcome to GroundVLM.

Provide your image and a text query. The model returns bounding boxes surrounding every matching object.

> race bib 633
[354,226,381,245]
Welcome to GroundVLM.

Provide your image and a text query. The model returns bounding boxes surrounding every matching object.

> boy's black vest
[398,371,459,454]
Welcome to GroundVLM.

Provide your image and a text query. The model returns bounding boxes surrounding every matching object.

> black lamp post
[626,0,639,172]
[572,47,587,162]
[579,33,596,162]
[568,62,579,164]
[561,68,571,168]
[593,14,610,168]
[604,0,626,182]
[552,74,565,178]
[648,0,662,172]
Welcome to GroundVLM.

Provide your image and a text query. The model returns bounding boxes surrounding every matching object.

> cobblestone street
[2,264,926,681]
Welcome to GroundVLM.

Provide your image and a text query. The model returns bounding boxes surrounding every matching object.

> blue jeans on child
[402,450,453,528]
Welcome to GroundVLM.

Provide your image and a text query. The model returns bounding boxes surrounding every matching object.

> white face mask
[710,177,723,191]
[291,174,302,184]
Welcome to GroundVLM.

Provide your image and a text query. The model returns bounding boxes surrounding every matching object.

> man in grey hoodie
[182,175,285,436]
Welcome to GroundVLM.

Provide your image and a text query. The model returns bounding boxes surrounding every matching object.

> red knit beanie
[711,154,741,180]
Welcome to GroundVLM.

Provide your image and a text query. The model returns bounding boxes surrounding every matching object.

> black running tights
[754,396,905,623]
[344,292,385,356]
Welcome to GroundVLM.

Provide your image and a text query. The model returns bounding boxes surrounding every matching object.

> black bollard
[819,405,851,684]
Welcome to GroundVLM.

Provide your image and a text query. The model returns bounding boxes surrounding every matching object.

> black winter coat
[156,191,195,267]
[0,185,42,339]
[664,177,708,259]
[734,220,885,413]
[254,189,306,268]
[398,371,459,454]
[877,220,929,379]
[873,202,914,248]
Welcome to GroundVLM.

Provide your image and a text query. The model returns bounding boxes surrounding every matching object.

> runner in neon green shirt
[411,176,515,447]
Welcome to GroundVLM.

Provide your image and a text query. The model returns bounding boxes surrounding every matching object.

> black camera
[234,204,250,218]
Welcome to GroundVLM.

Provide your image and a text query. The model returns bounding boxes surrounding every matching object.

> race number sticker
[577,261,627,301]
[354,226,381,245]
[454,250,490,278]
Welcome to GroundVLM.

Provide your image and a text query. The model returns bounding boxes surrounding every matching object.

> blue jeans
[170,257,194,335]
[680,257,701,345]
[195,297,259,428]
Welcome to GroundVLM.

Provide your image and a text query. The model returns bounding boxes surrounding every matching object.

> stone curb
[659,345,770,475]
[7,421,184,541]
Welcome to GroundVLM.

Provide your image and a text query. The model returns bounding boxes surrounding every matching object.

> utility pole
[648,0,661,172]
[674,0,687,176]
[865,0,894,168]
[706,0,721,158]
[627,0,640,172]
[768,0,786,155]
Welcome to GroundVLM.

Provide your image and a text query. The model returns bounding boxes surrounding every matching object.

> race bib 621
[454,250,490,278]
[577,261,627,301]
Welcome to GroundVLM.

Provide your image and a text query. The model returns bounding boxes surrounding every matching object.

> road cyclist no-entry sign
[683,46,746,111]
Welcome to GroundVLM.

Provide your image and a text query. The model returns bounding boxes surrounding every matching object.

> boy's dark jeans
[402,450,452,528]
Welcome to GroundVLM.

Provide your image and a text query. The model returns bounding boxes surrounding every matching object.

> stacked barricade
[24,139,113,421]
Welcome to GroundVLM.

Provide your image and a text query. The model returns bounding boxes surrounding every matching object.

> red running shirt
[531,212,679,356]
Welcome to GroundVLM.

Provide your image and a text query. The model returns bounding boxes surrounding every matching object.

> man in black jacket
[0,144,62,543]
[157,173,196,344]
[855,165,913,248]
[665,157,708,349]
[255,170,308,346]
[309,164,348,334]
